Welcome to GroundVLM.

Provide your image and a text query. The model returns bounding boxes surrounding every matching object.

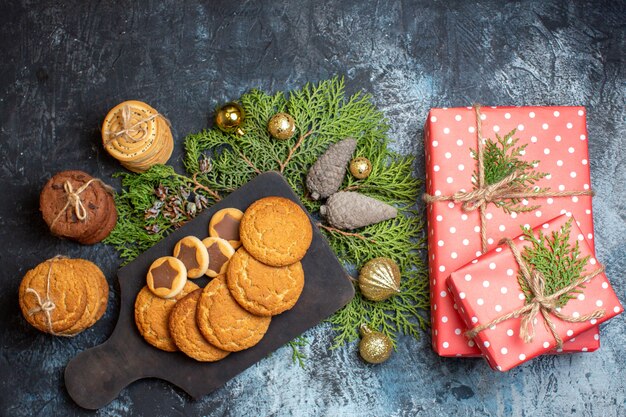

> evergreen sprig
[472,129,548,214]
[104,77,428,361]
[517,219,590,307]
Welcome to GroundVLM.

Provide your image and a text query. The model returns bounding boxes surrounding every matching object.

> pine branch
[104,77,429,360]
[517,219,590,307]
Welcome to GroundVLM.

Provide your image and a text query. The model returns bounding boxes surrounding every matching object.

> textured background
[0,0,624,416]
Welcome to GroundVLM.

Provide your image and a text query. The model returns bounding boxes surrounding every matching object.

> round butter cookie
[227,247,304,316]
[134,281,199,352]
[19,257,89,335]
[169,289,230,362]
[240,196,312,267]
[196,276,270,352]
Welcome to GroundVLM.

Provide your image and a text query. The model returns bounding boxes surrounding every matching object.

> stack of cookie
[18,257,109,336]
[101,100,174,173]
[134,197,313,362]
[40,170,117,244]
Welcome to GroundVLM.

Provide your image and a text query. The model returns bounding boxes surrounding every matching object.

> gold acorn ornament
[349,157,372,179]
[215,102,245,136]
[358,257,401,301]
[267,112,296,140]
[359,324,393,364]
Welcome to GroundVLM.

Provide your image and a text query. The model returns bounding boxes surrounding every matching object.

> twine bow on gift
[423,104,594,253]
[104,104,170,145]
[465,238,605,348]
[49,178,114,230]
[25,256,70,337]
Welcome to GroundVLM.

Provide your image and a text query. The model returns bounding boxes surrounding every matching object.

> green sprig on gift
[472,129,549,214]
[517,218,590,308]
[104,77,428,363]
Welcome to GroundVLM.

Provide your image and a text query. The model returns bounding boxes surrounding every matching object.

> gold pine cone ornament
[358,257,401,301]
[359,324,393,364]
[215,102,245,136]
[267,112,296,140]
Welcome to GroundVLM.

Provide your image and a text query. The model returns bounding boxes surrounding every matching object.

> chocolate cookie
[202,237,235,278]
[173,236,209,278]
[196,276,271,352]
[39,170,116,243]
[227,248,305,316]
[146,256,188,299]
[169,289,230,362]
[134,281,199,352]
[209,208,244,249]
[239,196,312,267]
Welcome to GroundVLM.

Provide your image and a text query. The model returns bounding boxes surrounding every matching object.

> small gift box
[447,214,623,371]
[423,105,600,356]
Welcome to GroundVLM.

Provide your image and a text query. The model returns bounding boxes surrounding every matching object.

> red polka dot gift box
[423,105,600,357]
[446,214,622,371]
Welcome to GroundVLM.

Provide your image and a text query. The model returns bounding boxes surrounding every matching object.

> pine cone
[306,138,357,200]
[319,191,397,230]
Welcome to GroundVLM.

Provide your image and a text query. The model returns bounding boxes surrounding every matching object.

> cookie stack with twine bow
[40,170,117,244]
[18,256,109,336]
[102,100,174,173]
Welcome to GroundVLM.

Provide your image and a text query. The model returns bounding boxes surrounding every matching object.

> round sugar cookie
[208,208,244,249]
[134,281,199,352]
[59,259,109,335]
[202,237,235,277]
[173,236,209,278]
[146,256,187,299]
[196,276,271,352]
[169,289,230,362]
[240,196,312,267]
[19,257,89,334]
[227,247,305,316]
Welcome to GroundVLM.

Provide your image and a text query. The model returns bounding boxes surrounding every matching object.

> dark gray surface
[0,1,624,416]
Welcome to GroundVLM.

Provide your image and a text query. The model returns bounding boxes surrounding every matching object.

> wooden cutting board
[64,172,355,409]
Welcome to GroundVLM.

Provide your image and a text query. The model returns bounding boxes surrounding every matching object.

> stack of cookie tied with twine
[101,100,174,173]
[18,256,109,336]
[40,170,117,244]
[134,196,313,362]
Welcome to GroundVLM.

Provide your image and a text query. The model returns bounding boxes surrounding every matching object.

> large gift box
[447,214,623,371]
[424,105,599,356]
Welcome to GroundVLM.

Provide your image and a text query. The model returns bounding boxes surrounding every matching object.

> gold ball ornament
[215,102,245,136]
[358,257,401,301]
[349,157,372,179]
[359,324,393,364]
[267,112,296,140]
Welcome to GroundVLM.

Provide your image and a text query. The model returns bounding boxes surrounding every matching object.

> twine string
[103,104,170,145]
[49,178,115,230]
[25,255,68,336]
[423,104,594,253]
[465,238,605,348]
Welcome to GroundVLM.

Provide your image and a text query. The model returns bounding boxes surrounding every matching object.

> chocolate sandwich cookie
[240,196,312,267]
[173,236,209,278]
[201,237,235,278]
[208,208,244,249]
[146,256,187,299]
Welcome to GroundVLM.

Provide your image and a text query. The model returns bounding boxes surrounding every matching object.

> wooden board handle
[65,339,143,410]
